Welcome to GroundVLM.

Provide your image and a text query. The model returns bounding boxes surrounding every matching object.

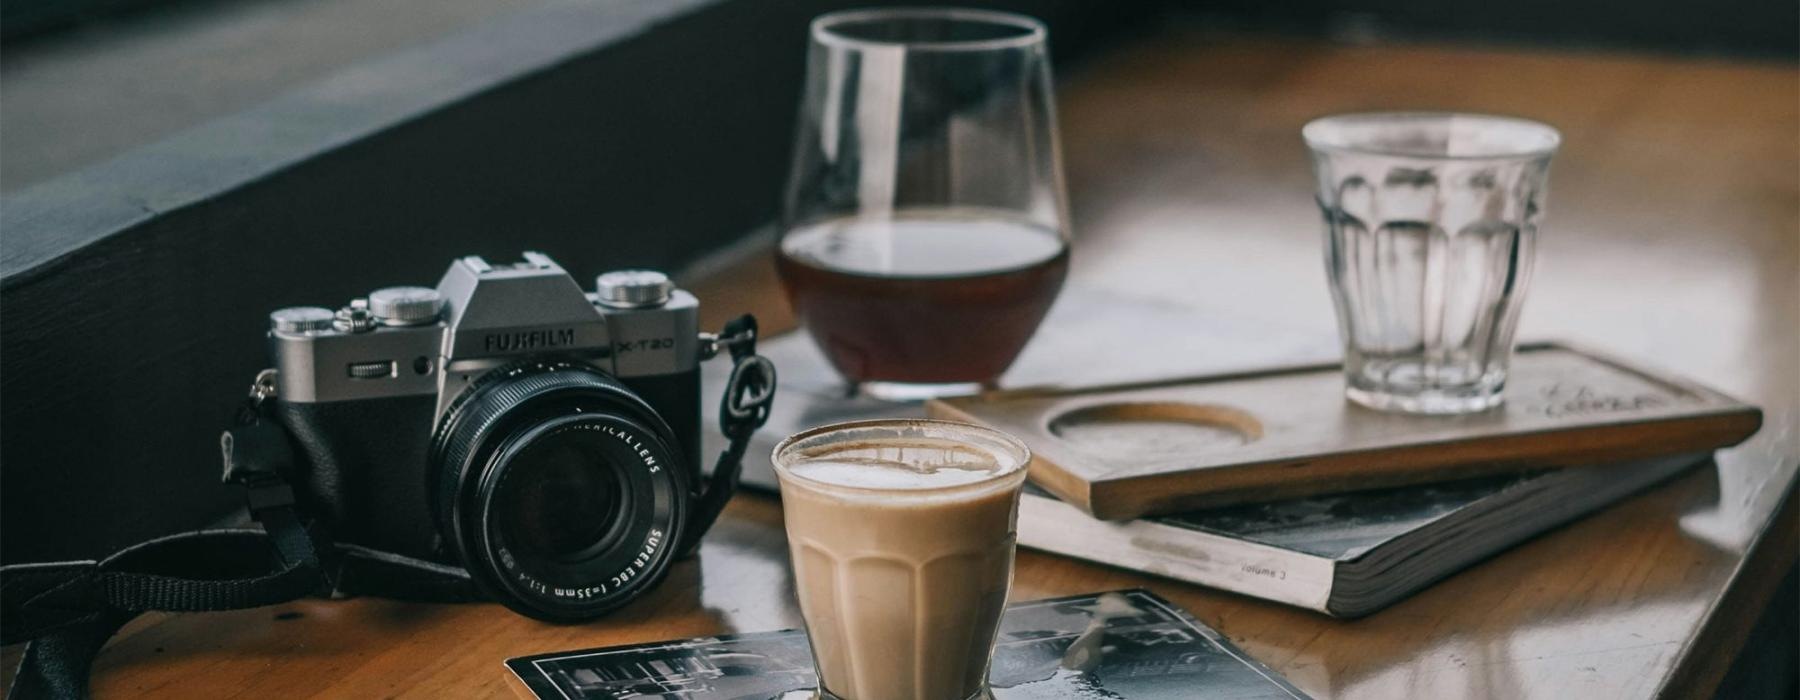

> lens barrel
[431,361,688,621]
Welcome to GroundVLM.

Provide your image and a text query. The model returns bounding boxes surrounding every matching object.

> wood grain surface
[10,30,1795,700]
[931,343,1762,518]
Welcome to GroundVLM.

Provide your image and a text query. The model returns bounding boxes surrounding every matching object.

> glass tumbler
[772,419,1031,700]
[1304,112,1560,414]
[777,8,1071,401]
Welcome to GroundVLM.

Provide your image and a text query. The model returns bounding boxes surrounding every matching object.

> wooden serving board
[926,342,1761,520]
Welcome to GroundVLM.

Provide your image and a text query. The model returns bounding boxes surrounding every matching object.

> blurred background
[4,0,1794,201]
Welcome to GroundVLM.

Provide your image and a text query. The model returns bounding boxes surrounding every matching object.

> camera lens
[494,436,628,562]
[431,361,689,621]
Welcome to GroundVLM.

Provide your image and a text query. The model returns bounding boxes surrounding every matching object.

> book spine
[1019,493,1337,612]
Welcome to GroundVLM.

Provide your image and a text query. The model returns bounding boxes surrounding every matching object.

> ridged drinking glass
[1304,112,1560,414]
[771,419,1030,700]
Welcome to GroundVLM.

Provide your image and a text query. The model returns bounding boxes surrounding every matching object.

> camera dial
[594,270,675,308]
[369,286,444,326]
[269,307,335,334]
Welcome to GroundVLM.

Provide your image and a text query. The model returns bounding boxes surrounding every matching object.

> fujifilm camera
[265,252,746,620]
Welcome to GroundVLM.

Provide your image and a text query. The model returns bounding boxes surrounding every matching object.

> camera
[265,252,725,621]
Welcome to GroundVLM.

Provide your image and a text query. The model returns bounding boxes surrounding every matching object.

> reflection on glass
[1305,112,1560,414]
[779,8,1071,401]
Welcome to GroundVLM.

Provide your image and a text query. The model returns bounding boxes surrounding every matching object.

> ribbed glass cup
[771,419,1030,700]
[1304,112,1560,414]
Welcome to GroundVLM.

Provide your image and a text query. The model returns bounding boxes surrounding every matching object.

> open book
[1019,453,1705,617]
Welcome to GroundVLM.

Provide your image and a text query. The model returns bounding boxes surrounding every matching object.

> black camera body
[265,253,708,620]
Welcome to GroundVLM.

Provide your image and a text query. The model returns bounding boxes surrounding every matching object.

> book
[504,589,1311,699]
[930,343,1759,518]
[1017,452,1706,617]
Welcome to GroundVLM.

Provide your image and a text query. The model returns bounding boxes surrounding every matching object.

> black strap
[682,314,775,555]
[0,316,775,699]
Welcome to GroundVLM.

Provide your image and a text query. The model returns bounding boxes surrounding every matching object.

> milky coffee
[772,420,1031,700]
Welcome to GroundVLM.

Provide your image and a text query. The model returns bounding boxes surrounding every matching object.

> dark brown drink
[777,214,1069,390]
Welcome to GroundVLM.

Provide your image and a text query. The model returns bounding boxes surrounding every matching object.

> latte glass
[772,419,1030,700]
[1305,112,1560,414]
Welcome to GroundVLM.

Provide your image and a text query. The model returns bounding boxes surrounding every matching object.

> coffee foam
[783,437,1021,492]
[776,429,1026,699]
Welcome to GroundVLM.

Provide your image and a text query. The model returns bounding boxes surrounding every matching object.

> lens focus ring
[429,361,688,621]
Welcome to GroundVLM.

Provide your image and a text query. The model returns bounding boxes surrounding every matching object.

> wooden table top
[30,31,1798,700]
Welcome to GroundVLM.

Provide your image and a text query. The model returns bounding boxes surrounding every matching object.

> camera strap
[683,314,777,554]
[0,315,776,699]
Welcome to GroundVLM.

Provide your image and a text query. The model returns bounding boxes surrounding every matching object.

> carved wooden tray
[926,342,1761,520]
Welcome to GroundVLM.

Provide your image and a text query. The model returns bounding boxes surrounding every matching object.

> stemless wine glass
[1305,112,1561,414]
[777,8,1071,401]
